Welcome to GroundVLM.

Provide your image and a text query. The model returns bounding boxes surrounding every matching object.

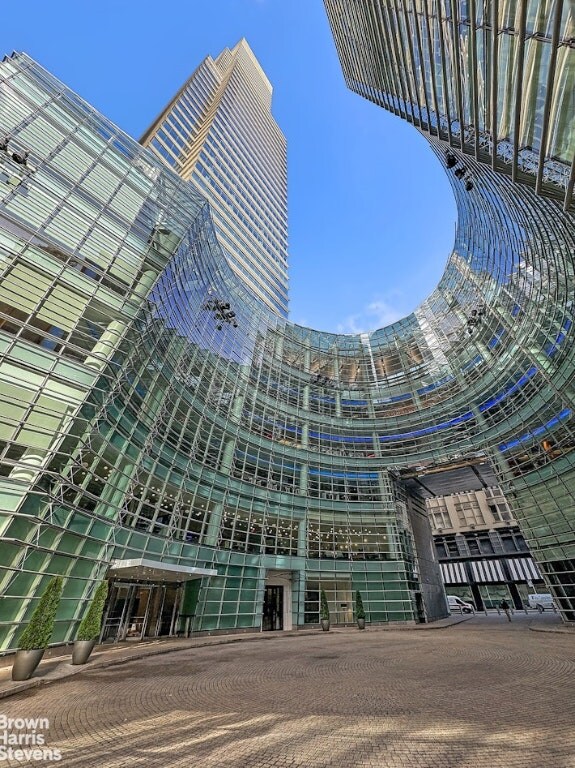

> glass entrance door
[101,583,131,642]
[101,582,182,641]
[125,586,152,639]
[262,585,284,631]
[144,584,180,637]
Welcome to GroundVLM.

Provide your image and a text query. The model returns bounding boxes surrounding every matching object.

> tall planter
[355,590,366,630]
[320,588,330,631]
[12,649,46,682]
[12,576,63,681]
[72,580,108,665]
[72,639,97,665]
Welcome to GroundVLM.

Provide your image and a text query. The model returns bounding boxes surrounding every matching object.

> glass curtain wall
[0,1,574,654]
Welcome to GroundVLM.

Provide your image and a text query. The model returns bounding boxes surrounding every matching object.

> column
[204,501,224,547]
[298,464,308,495]
[84,270,157,371]
[297,516,307,558]
[9,449,47,483]
[84,320,126,372]
[220,438,235,474]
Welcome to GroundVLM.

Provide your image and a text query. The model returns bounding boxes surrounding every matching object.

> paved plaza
[2,616,574,767]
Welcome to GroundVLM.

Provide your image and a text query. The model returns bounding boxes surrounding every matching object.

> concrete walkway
[0,618,466,701]
[0,613,573,767]
[0,612,567,701]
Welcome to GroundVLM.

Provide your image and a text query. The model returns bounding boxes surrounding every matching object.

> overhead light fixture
[12,150,29,166]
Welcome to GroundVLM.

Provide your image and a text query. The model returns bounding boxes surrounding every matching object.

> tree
[76,581,109,641]
[355,590,366,620]
[320,588,330,622]
[18,576,63,650]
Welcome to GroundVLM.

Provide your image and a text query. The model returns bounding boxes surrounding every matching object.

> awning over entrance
[107,558,217,583]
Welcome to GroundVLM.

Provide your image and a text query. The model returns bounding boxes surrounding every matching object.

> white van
[447,595,475,614]
[527,593,555,612]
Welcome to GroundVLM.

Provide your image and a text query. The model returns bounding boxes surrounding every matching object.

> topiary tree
[355,590,366,620]
[320,588,330,622]
[18,576,63,650]
[76,581,108,641]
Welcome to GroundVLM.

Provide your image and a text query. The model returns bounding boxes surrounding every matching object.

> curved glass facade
[0,1,574,651]
[324,0,575,622]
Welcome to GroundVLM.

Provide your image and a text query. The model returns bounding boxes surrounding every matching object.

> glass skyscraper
[324,0,575,614]
[140,40,289,318]
[0,1,573,653]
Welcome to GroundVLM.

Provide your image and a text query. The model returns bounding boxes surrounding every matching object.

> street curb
[415,616,471,628]
[528,624,575,635]
[0,678,45,701]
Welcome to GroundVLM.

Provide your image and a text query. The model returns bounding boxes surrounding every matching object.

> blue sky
[1,0,456,333]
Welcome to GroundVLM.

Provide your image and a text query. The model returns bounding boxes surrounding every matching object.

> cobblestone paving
[2,621,574,767]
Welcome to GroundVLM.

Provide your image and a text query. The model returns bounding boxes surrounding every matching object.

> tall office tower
[325,1,575,617]
[140,39,289,317]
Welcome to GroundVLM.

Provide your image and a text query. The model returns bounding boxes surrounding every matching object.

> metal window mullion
[422,0,442,137]
[490,0,500,170]
[380,0,413,120]
[362,0,391,112]
[449,0,467,147]
[511,0,529,182]
[435,0,455,143]
[564,154,575,211]
[342,5,358,98]
[400,0,429,128]
[468,0,481,158]
[344,1,372,98]
[388,0,414,123]
[410,0,434,130]
[535,0,565,195]
[372,0,403,116]
[390,0,421,124]
[367,2,392,110]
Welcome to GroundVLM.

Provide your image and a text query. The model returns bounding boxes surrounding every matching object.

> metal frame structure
[0,1,573,650]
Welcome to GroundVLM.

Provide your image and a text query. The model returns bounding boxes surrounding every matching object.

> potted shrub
[355,590,366,629]
[320,588,330,631]
[12,576,63,681]
[72,580,108,665]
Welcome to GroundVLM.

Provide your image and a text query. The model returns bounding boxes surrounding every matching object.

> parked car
[447,595,475,614]
[527,593,555,612]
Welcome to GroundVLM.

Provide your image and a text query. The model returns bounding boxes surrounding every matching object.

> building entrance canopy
[107,558,217,584]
